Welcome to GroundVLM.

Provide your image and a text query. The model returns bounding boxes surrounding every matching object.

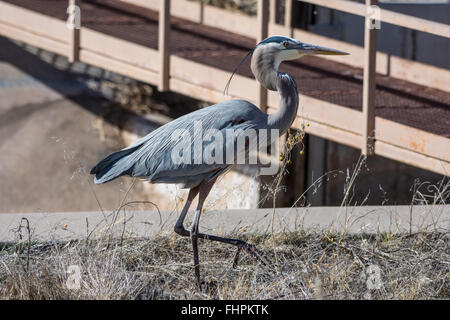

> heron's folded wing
[125,100,267,181]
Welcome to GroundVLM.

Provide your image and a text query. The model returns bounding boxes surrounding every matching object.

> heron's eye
[283,41,290,48]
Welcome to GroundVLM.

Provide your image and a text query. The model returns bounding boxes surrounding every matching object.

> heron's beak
[297,43,349,55]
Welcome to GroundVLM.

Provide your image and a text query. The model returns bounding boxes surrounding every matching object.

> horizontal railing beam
[375,141,449,176]
[299,0,366,17]
[298,0,450,39]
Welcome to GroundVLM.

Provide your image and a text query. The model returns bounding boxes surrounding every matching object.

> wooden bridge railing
[0,0,448,176]
[120,0,450,90]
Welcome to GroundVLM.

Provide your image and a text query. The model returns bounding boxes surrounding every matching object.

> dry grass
[0,228,448,300]
[1,111,448,300]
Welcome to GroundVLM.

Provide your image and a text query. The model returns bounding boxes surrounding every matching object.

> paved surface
[3,0,450,137]
[0,205,448,241]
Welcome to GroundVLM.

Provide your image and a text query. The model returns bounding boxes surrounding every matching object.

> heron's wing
[126,100,268,182]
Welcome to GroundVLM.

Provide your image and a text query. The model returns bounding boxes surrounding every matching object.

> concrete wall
[303,134,447,206]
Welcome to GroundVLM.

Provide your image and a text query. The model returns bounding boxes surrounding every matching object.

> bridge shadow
[0,36,194,132]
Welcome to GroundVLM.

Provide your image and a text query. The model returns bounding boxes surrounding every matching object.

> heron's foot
[174,224,190,237]
[198,278,218,294]
[194,268,201,289]
[232,241,271,268]
[175,226,271,273]
[232,247,241,268]
[190,231,202,290]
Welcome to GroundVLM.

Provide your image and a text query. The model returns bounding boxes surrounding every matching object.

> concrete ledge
[0,205,448,242]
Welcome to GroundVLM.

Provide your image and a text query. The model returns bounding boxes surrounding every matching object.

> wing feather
[129,100,267,182]
[91,99,268,186]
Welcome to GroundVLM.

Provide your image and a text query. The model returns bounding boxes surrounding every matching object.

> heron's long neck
[267,73,299,133]
[251,50,299,134]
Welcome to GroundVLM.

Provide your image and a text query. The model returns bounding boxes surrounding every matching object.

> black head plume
[223,48,254,96]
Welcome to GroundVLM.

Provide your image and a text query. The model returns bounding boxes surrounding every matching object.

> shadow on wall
[258,130,448,208]
[306,134,447,206]
[0,37,207,129]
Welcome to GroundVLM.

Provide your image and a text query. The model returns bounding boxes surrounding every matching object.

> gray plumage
[91,99,267,188]
[90,43,303,187]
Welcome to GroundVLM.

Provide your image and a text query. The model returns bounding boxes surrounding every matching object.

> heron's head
[254,35,349,69]
[225,35,348,93]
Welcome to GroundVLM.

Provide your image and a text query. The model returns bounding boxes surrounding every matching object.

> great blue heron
[90,35,348,286]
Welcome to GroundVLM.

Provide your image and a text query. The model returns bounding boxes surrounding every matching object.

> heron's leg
[194,232,270,267]
[192,182,270,267]
[174,182,270,280]
[188,181,270,268]
[174,186,200,237]
[189,179,216,288]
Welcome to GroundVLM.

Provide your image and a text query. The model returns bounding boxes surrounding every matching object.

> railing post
[285,0,292,28]
[68,0,80,63]
[269,0,276,25]
[362,0,378,155]
[199,1,204,24]
[158,0,170,91]
[257,0,269,112]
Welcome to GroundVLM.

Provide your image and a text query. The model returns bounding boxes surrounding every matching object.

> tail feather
[90,145,141,183]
